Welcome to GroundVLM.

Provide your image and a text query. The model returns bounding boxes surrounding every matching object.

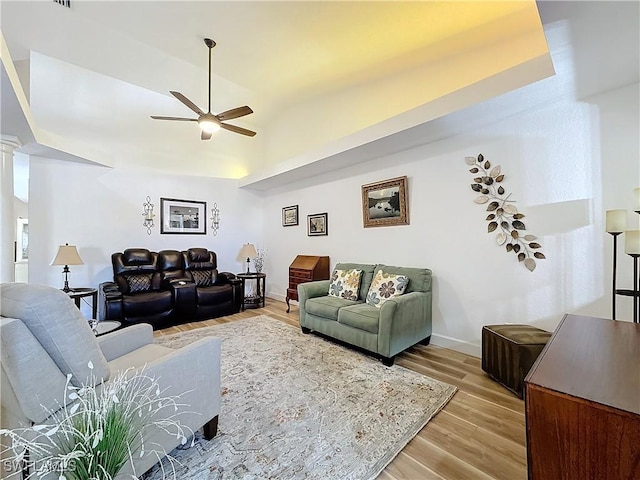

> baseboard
[431,334,481,358]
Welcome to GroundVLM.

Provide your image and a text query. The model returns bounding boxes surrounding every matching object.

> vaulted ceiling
[1,1,637,189]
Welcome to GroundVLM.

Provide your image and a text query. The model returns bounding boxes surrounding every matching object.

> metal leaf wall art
[465,154,545,272]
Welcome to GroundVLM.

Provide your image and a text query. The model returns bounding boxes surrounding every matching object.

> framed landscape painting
[361,176,409,228]
[282,205,299,226]
[307,213,328,236]
[160,198,207,234]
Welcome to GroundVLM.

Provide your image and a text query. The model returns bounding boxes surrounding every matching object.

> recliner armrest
[218,271,237,283]
[98,323,154,361]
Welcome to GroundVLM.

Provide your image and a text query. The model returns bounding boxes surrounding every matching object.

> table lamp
[51,243,84,292]
[239,243,257,274]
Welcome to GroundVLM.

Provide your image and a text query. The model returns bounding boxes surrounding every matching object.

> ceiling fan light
[199,118,220,134]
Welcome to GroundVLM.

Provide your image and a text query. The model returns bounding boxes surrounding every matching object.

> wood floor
[155,298,527,480]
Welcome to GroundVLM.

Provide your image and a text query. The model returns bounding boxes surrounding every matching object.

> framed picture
[361,176,409,228]
[307,213,328,236]
[160,198,207,234]
[282,205,299,226]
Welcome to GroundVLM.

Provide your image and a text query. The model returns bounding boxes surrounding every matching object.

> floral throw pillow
[366,270,409,308]
[327,269,363,301]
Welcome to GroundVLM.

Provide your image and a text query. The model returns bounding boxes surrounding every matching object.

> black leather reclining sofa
[99,247,242,329]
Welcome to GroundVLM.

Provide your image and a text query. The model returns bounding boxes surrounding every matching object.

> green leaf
[488,222,498,233]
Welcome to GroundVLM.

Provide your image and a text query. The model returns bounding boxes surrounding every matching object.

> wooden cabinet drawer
[290,269,312,279]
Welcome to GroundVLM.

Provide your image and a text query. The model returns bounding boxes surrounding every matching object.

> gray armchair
[0,283,220,479]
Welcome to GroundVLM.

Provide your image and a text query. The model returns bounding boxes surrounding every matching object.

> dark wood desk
[66,287,98,319]
[525,314,640,479]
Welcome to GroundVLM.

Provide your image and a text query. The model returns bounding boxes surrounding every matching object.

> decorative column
[0,135,21,283]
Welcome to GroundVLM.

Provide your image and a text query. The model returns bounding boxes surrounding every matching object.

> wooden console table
[524,314,640,479]
[286,255,329,312]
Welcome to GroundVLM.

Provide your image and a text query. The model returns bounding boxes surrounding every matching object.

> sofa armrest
[218,271,237,283]
[97,323,154,361]
[297,280,331,326]
[377,291,432,358]
[99,281,123,321]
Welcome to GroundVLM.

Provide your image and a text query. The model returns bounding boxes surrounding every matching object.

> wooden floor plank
[153,298,527,479]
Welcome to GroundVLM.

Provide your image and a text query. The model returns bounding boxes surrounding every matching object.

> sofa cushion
[125,273,153,293]
[305,296,360,321]
[337,303,380,334]
[335,263,376,300]
[123,291,172,316]
[197,284,233,305]
[327,269,363,301]
[375,264,432,293]
[192,269,213,287]
[366,270,408,308]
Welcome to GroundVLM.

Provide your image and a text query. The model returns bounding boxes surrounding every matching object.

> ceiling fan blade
[201,130,213,141]
[217,106,253,122]
[170,91,205,115]
[150,116,198,121]
[221,123,257,137]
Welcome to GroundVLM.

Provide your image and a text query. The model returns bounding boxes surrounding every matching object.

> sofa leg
[382,356,395,367]
[203,415,219,440]
[419,335,431,346]
[301,326,311,334]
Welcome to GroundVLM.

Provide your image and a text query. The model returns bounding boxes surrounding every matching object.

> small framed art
[307,213,328,236]
[160,198,207,234]
[361,176,409,228]
[282,205,299,227]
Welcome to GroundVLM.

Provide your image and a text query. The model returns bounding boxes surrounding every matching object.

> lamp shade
[51,244,84,266]
[239,243,258,259]
[625,230,640,255]
[605,210,627,233]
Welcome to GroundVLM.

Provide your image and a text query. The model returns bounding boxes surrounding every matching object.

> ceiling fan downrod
[204,38,216,114]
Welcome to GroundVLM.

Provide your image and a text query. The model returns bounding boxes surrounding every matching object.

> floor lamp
[606,210,626,320]
[625,230,640,323]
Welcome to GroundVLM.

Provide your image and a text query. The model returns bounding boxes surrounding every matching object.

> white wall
[261,82,639,356]
[28,159,264,316]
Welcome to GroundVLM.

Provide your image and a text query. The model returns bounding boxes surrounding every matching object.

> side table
[236,272,266,310]
[91,320,122,336]
[65,287,98,319]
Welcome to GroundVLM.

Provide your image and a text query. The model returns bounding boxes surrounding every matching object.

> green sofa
[297,263,432,365]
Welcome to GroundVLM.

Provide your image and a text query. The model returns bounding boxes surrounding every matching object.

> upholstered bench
[481,324,551,398]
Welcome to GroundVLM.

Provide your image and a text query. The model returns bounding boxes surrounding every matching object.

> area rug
[143,316,457,480]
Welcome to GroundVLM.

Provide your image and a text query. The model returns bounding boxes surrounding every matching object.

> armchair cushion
[0,283,110,387]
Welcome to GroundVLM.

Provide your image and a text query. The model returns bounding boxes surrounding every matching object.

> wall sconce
[210,202,220,236]
[142,196,155,235]
[606,186,640,322]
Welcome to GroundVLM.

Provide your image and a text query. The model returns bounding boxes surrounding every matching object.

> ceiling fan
[151,38,256,140]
